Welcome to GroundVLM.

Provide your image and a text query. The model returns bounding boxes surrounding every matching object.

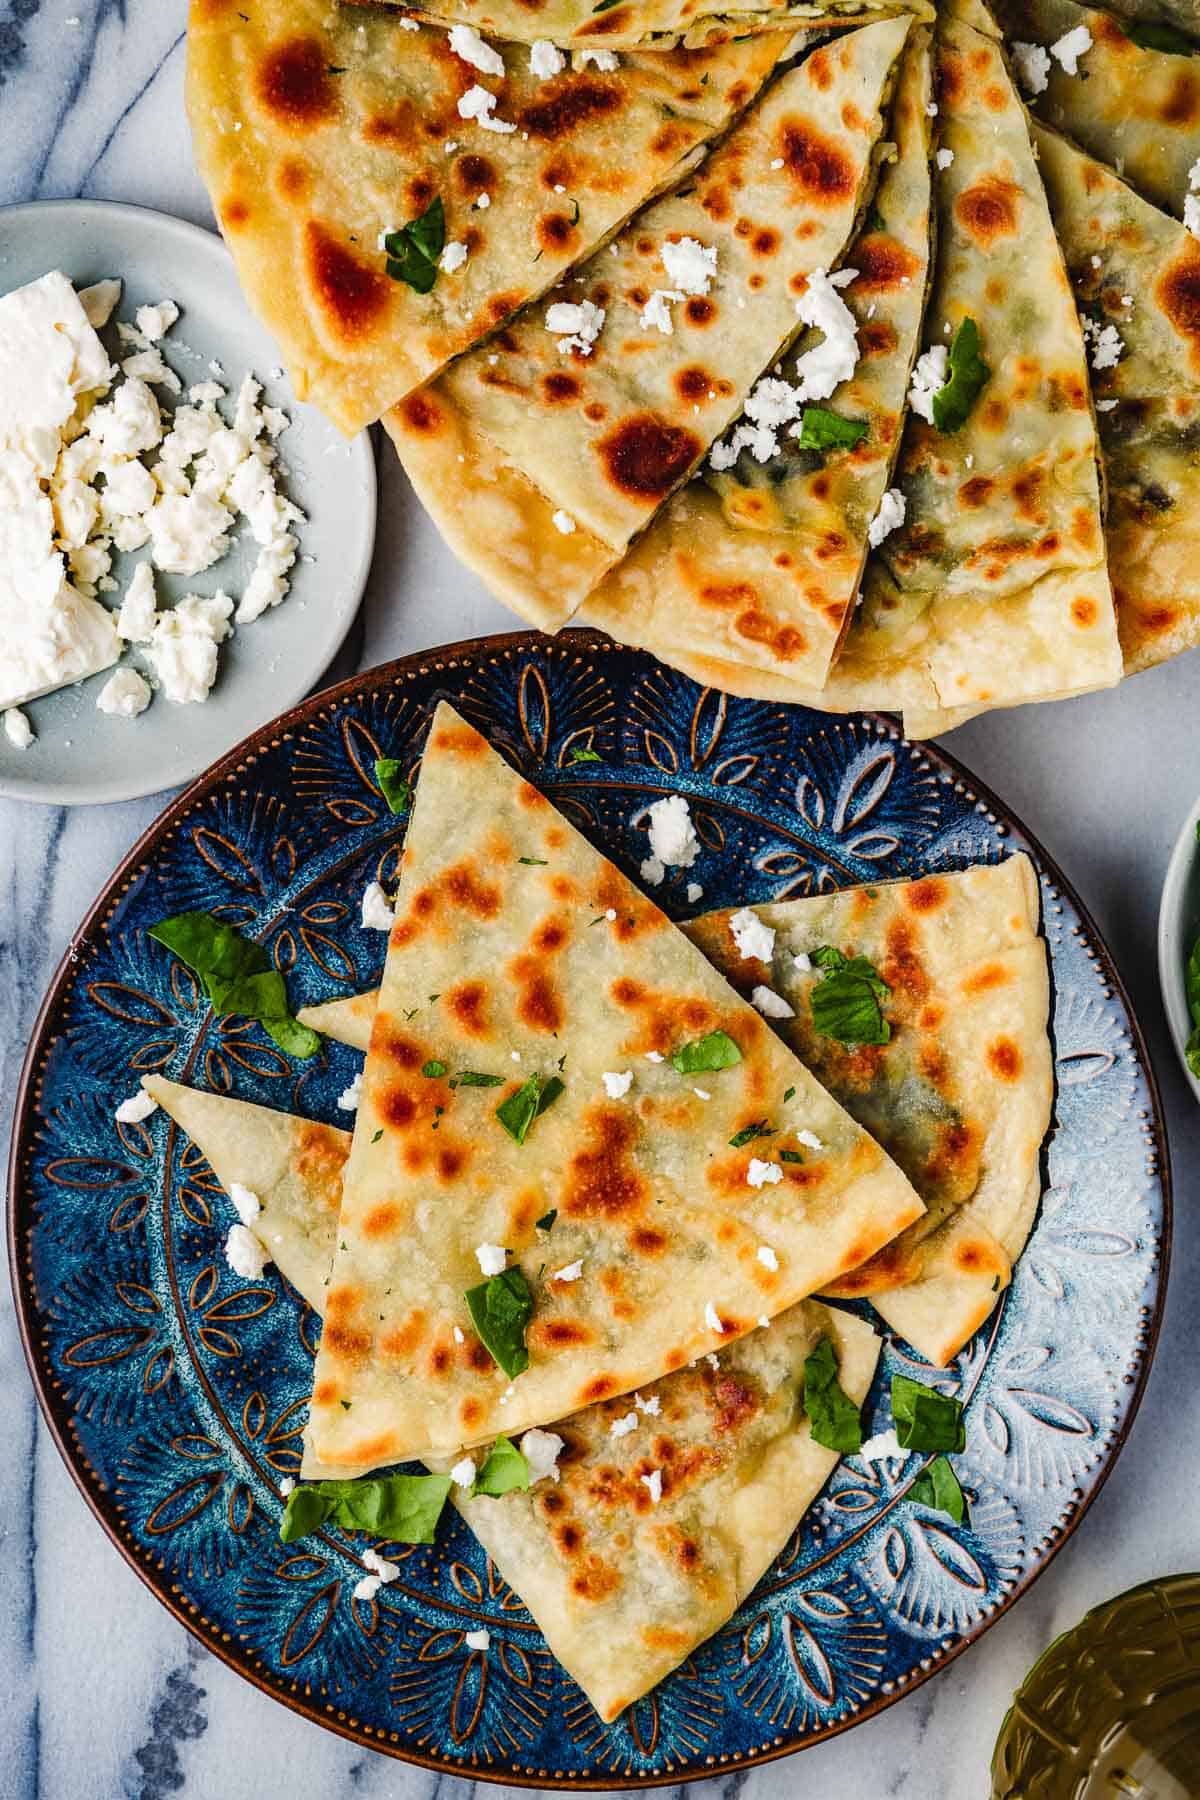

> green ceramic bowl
[1157,794,1200,1100]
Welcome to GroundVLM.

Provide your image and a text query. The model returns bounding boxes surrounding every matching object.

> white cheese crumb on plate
[115,1088,157,1124]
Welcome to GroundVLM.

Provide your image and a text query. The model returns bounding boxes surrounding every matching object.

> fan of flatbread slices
[358,0,929,51]
[141,1072,879,1723]
[992,0,1200,222]
[386,16,914,630]
[583,24,934,693]
[297,700,922,1473]
[187,0,792,433]
[1034,121,1200,674]
[301,856,1051,1368]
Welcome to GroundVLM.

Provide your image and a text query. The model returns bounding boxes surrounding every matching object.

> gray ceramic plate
[0,198,376,807]
[1157,793,1200,1099]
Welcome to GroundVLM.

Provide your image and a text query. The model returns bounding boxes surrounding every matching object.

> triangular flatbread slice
[1033,121,1200,675]
[187,0,791,434]
[992,0,1200,222]
[583,27,935,692]
[144,1073,879,1722]
[303,701,920,1471]
[363,0,928,51]
[301,857,1051,1367]
[741,11,1122,735]
[387,18,914,629]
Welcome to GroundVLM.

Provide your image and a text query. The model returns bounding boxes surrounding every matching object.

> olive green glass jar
[991,1574,1200,1797]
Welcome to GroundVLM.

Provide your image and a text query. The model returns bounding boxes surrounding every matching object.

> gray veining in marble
[2,4,1199,1796]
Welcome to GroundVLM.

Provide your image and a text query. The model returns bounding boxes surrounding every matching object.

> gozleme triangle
[583,26,935,694]
[187,0,791,433]
[360,0,929,50]
[144,1073,879,1723]
[386,17,913,628]
[302,700,920,1471]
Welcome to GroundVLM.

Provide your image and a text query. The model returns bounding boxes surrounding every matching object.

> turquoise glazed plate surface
[8,632,1169,1786]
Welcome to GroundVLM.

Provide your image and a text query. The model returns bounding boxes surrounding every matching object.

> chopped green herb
[340,1399,352,1410]
[372,1129,383,1143]
[932,316,990,434]
[670,1030,742,1075]
[728,1120,773,1149]
[518,856,548,866]
[496,1073,565,1145]
[383,196,445,294]
[991,1274,1001,1292]
[864,202,887,234]
[1121,17,1196,51]
[569,197,581,226]
[280,1472,453,1545]
[422,1060,447,1078]
[374,757,412,815]
[452,1070,506,1088]
[891,1375,966,1453]
[569,746,602,764]
[809,945,891,1046]
[783,1086,796,1103]
[465,1265,534,1378]
[473,1435,529,1497]
[327,63,348,73]
[804,1336,863,1453]
[536,1209,557,1231]
[1184,924,1200,1077]
[909,1455,968,1523]
[779,1149,804,1164]
[592,0,623,12]
[795,406,869,452]
[148,912,320,1059]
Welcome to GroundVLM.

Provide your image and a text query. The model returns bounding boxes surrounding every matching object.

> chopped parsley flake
[496,1073,565,1145]
[932,317,990,434]
[809,946,891,1046]
[383,196,446,294]
[422,1060,447,1078]
[465,1265,534,1378]
[670,1030,742,1075]
[374,757,412,814]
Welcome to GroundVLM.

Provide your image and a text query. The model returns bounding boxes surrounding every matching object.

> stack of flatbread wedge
[188,0,1200,734]
[143,698,1052,1718]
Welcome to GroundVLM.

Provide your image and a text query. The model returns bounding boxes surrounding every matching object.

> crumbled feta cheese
[1050,24,1092,75]
[796,1129,823,1151]
[757,1244,779,1272]
[475,1243,507,1276]
[145,592,233,704]
[792,950,812,973]
[544,298,605,356]
[529,38,564,77]
[729,907,775,963]
[399,13,419,25]
[640,289,682,336]
[224,1222,269,1279]
[337,1071,364,1112]
[520,1428,565,1484]
[859,1427,905,1463]
[78,278,122,328]
[363,1546,400,1584]
[453,1324,465,1344]
[552,509,576,534]
[868,487,906,548]
[135,299,179,343]
[115,1088,158,1124]
[686,882,703,903]
[280,1476,295,1495]
[354,1574,383,1602]
[610,1411,638,1438]
[3,708,34,749]
[553,1259,584,1283]
[641,1469,663,1504]
[464,1628,491,1650]
[747,1158,783,1188]
[1095,398,1118,412]
[475,193,490,210]
[645,1050,664,1062]
[450,1456,477,1489]
[361,881,395,931]
[440,240,469,275]
[704,1352,720,1369]
[602,1070,634,1099]
[641,856,665,886]
[661,236,717,296]
[448,24,505,75]
[228,1182,261,1226]
[704,1300,723,1333]
[457,84,517,133]
[692,1087,711,1101]
[605,908,617,922]
[908,343,949,424]
[96,667,152,718]
[635,1393,660,1415]
[935,148,954,171]
[1082,315,1124,371]
[573,47,619,70]
[751,984,795,1020]
[645,793,700,871]
[792,266,860,401]
[1011,40,1051,95]
[1184,194,1200,241]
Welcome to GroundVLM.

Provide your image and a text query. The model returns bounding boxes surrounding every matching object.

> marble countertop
[3,5,1199,1797]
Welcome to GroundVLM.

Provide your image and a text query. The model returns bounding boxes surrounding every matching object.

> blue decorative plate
[8,632,1169,1787]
